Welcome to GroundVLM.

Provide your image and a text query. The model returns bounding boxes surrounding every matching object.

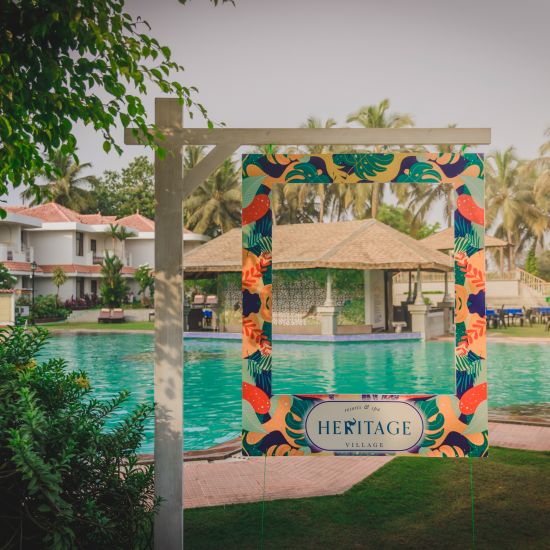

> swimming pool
[39,333,550,452]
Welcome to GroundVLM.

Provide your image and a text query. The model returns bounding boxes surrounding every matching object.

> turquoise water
[38,334,550,452]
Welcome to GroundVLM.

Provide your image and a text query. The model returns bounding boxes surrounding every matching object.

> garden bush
[0,326,157,549]
[32,294,70,320]
[64,293,101,311]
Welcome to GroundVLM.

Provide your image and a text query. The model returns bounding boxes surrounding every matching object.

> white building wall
[126,238,154,267]
[35,277,76,300]
[29,231,75,264]
[0,223,21,250]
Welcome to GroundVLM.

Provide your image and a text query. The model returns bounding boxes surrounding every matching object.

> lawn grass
[488,324,550,339]
[184,447,550,549]
[41,321,155,331]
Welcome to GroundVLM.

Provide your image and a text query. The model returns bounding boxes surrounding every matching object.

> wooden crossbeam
[124,127,491,147]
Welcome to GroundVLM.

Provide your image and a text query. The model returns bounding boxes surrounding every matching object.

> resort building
[0,202,209,301]
[392,227,550,308]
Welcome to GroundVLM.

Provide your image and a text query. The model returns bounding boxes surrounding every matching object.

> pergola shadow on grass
[184,447,550,550]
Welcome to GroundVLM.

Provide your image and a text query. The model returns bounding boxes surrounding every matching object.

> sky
[8,0,550,204]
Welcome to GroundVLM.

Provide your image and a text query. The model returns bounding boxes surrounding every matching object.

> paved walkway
[183,422,550,509]
[488,421,550,451]
[184,455,393,509]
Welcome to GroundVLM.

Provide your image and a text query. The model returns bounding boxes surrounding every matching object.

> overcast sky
[8,0,550,203]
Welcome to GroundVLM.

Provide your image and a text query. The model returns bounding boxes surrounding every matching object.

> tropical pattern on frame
[242,153,487,458]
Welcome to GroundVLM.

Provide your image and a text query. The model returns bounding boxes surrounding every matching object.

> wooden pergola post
[124,106,491,549]
[152,99,185,549]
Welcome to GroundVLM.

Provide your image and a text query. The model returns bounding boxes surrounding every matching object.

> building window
[90,239,97,253]
[91,279,98,296]
[76,232,84,256]
[77,277,85,299]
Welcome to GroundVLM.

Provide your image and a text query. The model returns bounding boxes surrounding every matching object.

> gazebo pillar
[317,271,340,336]
[438,271,454,335]
[414,266,424,305]
[408,267,429,339]
[442,271,451,303]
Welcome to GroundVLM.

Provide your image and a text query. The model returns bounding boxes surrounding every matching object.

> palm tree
[184,153,241,236]
[115,226,136,265]
[105,223,120,253]
[22,150,96,211]
[300,116,337,222]
[523,127,550,242]
[346,99,414,218]
[52,266,68,301]
[486,147,524,268]
[400,124,459,228]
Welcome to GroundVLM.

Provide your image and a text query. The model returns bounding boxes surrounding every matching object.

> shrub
[100,253,129,308]
[0,326,157,548]
[0,262,17,289]
[32,294,70,320]
[135,264,155,306]
[64,293,101,311]
[338,298,365,325]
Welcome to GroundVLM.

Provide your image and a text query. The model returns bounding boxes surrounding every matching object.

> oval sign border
[304,400,426,453]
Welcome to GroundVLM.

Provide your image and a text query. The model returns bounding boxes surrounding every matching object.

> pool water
[39,334,550,452]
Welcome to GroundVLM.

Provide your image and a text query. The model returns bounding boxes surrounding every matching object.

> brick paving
[184,455,393,509]
[183,422,550,509]
[489,421,550,451]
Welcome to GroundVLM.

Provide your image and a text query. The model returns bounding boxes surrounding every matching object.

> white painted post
[324,271,334,306]
[317,270,339,335]
[414,266,424,305]
[443,271,451,302]
[153,99,184,549]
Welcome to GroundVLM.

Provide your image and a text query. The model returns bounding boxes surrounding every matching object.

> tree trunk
[507,230,514,269]
[446,185,453,228]
[371,183,380,219]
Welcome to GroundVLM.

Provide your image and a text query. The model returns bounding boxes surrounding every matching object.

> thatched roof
[421,227,509,251]
[184,219,453,277]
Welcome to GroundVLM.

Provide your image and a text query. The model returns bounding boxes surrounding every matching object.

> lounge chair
[98,308,111,323]
[110,308,125,323]
[205,295,218,306]
[193,294,206,306]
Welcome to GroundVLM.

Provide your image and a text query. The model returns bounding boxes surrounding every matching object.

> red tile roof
[7,202,201,236]
[0,288,15,294]
[116,213,155,232]
[39,264,136,275]
[17,202,81,222]
[3,261,42,273]
[4,261,135,275]
[79,213,117,224]
[11,203,117,225]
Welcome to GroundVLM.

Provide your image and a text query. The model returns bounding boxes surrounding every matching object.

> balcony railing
[0,244,34,263]
[393,269,550,297]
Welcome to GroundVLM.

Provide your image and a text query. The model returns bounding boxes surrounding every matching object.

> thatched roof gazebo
[184,219,452,276]
[421,226,508,251]
[420,226,511,272]
[184,219,452,333]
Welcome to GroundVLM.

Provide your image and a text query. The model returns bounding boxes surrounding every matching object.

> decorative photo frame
[242,153,487,457]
